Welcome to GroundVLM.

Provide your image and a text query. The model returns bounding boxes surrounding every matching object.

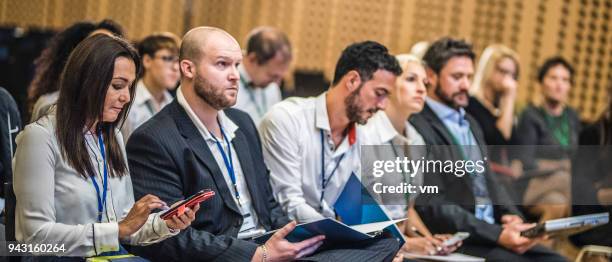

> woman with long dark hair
[14,34,197,259]
[28,19,124,121]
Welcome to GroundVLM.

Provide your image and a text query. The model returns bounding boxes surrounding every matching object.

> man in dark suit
[126,26,399,262]
[410,38,567,261]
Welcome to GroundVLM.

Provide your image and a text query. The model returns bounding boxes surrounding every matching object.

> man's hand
[498,223,547,254]
[252,221,325,262]
[501,214,523,226]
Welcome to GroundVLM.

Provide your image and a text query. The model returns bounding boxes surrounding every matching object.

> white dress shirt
[121,80,173,141]
[13,113,177,257]
[233,64,282,126]
[259,92,363,223]
[176,87,263,238]
[361,111,426,219]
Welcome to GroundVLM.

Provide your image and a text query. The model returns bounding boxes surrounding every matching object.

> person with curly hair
[28,19,124,122]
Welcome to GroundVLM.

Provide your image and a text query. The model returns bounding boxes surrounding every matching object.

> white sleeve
[13,124,120,256]
[259,110,324,222]
[119,175,179,246]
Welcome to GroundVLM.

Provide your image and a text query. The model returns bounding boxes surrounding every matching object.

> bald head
[179,26,240,65]
[178,27,242,110]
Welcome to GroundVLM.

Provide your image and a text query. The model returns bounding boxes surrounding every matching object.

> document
[252,218,407,244]
[253,174,408,245]
[334,173,406,245]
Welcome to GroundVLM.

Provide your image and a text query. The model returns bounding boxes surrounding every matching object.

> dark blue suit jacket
[409,104,522,245]
[126,101,289,261]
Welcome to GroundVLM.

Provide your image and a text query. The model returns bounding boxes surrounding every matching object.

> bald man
[125,27,326,261]
[233,27,291,125]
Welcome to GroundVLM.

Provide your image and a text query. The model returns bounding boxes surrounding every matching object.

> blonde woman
[467,44,520,146]
[363,54,461,256]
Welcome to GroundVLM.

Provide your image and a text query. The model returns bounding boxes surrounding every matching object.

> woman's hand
[431,234,461,255]
[164,203,200,230]
[119,194,166,238]
[401,237,439,255]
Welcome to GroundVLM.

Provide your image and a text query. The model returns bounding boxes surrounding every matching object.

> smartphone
[442,232,470,247]
[160,190,215,220]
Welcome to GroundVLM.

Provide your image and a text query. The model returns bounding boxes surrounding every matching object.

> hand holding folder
[253,172,408,246]
[255,221,325,261]
[253,218,407,244]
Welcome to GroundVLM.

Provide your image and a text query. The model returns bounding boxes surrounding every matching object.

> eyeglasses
[154,55,179,64]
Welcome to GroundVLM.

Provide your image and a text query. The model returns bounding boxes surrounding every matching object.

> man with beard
[126,27,400,262]
[409,38,566,261]
[259,41,403,223]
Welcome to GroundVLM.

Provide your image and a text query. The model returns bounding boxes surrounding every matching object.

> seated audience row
[6,19,609,262]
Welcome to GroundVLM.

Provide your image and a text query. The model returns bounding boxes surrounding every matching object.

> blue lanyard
[210,119,241,205]
[389,141,411,202]
[91,131,109,223]
[319,130,346,211]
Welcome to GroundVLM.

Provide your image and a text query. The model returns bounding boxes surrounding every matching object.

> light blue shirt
[426,98,495,224]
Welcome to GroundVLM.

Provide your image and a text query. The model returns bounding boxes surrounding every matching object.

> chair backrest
[575,245,612,262]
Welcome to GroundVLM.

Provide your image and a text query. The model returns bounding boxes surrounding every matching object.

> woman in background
[28,19,124,121]
[466,44,522,190]
[515,57,580,222]
[467,44,519,146]
[14,34,196,260]
[363,54,461,257]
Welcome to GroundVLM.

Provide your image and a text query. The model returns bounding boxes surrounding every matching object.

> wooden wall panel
[0,0,610,121]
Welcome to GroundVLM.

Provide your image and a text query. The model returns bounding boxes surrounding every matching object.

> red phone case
[161,190,215,220]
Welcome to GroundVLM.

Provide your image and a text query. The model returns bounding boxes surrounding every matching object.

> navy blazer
[409,104,522,245]
[126,100,289,262]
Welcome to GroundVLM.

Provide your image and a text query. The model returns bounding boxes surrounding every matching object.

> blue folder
[334,173,406,245]
[252,218,374,244]
[253,174,406,245]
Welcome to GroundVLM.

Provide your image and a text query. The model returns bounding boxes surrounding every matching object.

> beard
[193,73,235,110]
[345,84,378,125]
[434,79,469,109]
